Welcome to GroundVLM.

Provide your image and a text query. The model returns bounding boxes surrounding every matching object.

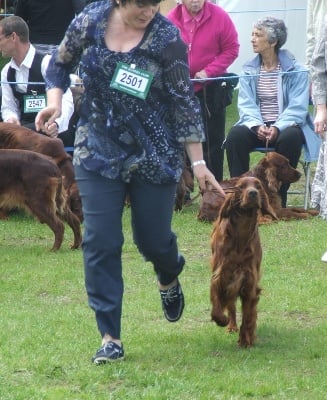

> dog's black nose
[248,190,258,199]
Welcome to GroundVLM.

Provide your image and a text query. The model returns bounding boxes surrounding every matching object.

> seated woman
[224,16,320,207]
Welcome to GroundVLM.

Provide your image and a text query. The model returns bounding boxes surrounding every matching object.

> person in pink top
[168,0,239,182]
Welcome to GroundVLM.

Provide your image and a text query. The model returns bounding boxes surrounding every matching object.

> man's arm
[0,63,21,124]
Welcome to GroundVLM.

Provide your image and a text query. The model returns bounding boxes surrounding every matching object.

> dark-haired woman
[225,16,320,207]
[36,0,224,363]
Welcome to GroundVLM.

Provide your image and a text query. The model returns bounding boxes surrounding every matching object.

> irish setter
[175,165,194,211]
[0,122,83,223]
[0,149,82,251]
[210,176,277,347]
[198,152,319,223]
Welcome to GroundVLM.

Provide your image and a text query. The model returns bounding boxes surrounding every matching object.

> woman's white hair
[254,16,287,51]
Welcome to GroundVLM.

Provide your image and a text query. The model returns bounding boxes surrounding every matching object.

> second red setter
[0,122,83,223]
[198,152,318,223]
[0,149,82,251]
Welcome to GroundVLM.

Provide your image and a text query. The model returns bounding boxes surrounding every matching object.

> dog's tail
[55,176,66,216]
[55,176,82,249]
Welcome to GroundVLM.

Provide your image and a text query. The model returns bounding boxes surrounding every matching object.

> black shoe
[159,279,184,322]
[92,341,124,364]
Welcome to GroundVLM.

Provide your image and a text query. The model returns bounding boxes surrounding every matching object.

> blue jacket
[235,49,321,161]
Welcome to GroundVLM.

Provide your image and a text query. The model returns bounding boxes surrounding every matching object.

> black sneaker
[159,279,184,322]
[92,341,124,364]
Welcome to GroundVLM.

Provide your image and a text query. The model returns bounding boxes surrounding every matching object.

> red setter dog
[0,149,82,250]
[210,176,277,347]
[175,165,194,211]
[0,122,83,223]
[198,152,319,223]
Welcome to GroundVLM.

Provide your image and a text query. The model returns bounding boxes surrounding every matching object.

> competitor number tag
[110,62,153,100]
[24,94,47,113]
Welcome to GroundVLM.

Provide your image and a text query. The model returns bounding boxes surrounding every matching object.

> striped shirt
[257,63,280,123]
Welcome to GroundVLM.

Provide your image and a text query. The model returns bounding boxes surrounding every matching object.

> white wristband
[191,159,206,168]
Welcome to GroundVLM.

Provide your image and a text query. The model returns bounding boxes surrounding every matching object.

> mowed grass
[0,206,326,400]
[0,91,326,399]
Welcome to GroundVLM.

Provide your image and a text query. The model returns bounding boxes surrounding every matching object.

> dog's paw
[307,209,319,217]
[227,324,238,333]
[258,214,277,225]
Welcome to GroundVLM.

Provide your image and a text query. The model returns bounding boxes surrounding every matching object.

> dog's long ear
[218,192,236,219]
[259,185,278,220]
[264,162,280,192]
[200,182,215,196]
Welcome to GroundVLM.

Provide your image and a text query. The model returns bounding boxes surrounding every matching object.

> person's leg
[196,88,226,182]
[225,125,260,177]
[274,126,305,206]
[129,177,183,284]
[75,165,126,342]
[201,107,226,182]
[129,177,185,322]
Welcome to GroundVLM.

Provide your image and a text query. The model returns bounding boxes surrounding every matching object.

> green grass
[0,90,326,399]
[0,207,326,399]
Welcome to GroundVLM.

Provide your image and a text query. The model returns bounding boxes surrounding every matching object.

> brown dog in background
[0,122,83,223]
[198,152,318,223]
[210,176,277,347]
[0,149,82,250]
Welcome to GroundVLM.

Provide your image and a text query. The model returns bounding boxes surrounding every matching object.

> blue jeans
[75,165,184,339]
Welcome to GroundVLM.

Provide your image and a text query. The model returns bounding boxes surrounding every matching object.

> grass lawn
[0,206,326,399]
[0,84,326,399]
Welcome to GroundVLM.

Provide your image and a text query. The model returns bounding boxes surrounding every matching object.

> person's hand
[192,164,225,197]
[256,124,270,141]
[194,70,208,81]
[266,126,278,143]
[35,106,61,136]
[43,120,59,137]
[314,105,327,138]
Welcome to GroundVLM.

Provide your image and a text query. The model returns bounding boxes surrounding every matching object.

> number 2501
[120,72,142,88]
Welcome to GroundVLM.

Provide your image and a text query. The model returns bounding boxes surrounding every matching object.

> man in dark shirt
[15,0,86,55]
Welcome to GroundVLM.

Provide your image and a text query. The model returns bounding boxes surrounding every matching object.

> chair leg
[303,161,311,210]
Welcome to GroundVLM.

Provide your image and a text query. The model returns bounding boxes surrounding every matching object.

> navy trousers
[196,86,226,182]
[75,165,184,339]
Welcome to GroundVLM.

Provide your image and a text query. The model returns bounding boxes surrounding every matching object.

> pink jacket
[167,1,239,92]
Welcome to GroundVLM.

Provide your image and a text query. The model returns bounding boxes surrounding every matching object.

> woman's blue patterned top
[45,0,205,184]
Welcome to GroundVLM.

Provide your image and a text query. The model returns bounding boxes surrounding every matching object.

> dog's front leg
[210,280,229,327]
[238,292,260,347]
[226,302,238,333]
